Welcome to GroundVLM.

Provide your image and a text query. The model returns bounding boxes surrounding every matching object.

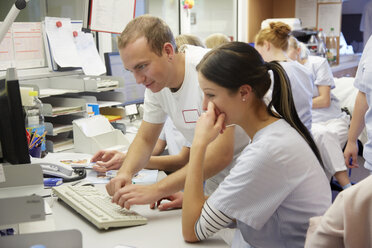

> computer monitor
[0,68,30,164]
[104,52,145,106]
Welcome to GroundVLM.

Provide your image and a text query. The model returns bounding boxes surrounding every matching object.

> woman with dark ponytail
[182,42,331,247]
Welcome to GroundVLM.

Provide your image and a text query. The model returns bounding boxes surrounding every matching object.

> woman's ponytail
[266,61,324,168]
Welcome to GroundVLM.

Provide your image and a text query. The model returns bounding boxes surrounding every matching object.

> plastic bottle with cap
[24,91,46,153]
[317,28,326,58]
[326,27,337,65]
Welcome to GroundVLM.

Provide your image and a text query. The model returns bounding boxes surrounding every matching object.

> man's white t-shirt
[143,45,206,143]
[143,45,250,193]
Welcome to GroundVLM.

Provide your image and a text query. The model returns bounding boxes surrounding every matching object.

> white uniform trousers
[312,114,350,180]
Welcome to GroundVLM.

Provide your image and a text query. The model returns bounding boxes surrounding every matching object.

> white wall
[189,0,236,40]
[148,0,179,35]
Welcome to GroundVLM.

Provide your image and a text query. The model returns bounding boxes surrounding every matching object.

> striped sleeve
[194,201,233,241]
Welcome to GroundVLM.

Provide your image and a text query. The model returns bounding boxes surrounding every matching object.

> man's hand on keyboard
[150,191,184,211]
[112,184,161,210]
[106,173,132,196]
[91,150,126,172]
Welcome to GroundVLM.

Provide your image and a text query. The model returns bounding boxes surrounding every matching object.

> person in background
[305,175,372,247]
[287,36,352,190]
[92,15,249,212]
[204,33,230,49]
[344,35,372,174]
[360,0,372,47]
[182,42,331,247]
[175,34,204,53]
[255,22,314,131]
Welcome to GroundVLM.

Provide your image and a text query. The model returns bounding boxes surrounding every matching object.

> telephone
[30,153,91,182]
[31,161,86,182]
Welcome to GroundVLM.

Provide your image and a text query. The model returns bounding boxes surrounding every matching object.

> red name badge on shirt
[182,109,200,123]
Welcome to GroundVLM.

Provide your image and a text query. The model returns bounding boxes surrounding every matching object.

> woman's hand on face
[194,101,226,146]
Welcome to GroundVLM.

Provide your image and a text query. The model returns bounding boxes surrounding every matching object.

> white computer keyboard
[52,185,147,230]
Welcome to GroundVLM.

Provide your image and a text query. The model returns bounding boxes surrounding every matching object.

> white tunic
[279,61,314,131]
[305,55,344,123]
[305,55,350,180]
[354,36,372,169]
[360,0,372,46]
[208,119,331,248]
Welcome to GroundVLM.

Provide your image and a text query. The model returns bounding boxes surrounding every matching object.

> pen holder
[29,146,42,158]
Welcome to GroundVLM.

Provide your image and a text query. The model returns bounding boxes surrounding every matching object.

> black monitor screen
[0,68,30,164]
[104,52,145,105]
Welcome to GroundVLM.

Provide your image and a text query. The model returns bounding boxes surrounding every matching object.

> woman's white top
[304,55,344,123]
[360,0,372,46]
[206,119,331,247]
[354,36,372,167]
[280,61,314,131]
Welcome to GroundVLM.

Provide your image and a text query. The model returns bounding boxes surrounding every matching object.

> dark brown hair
[197,42,323,167]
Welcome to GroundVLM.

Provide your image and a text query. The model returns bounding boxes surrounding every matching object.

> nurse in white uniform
[182,42,331,248]
[255,22,314,131]
[344,36,372,173]
[360,0,372,47]
[287,36,352,189]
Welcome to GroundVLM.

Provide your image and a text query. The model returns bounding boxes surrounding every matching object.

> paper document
[0,27,13,70]
[0,22,46,70]
[44,17,81,68]
[31,152,92,168]
[74,32,106,76]
[132,170,159,185]
[52,124,73,134]
[52,105,83,115]
[90,0,136,33]
[39,88,79,97]
[317,3,342,36]
[0,164,5,183]
[86,169,158,185]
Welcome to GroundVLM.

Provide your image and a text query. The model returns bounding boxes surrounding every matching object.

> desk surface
[47,184,228,248]
[42,118,228,247]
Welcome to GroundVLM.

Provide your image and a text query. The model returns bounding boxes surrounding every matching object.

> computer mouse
[80,183,95,187]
